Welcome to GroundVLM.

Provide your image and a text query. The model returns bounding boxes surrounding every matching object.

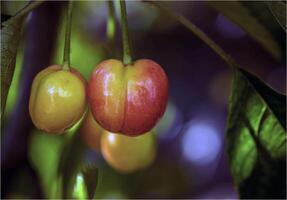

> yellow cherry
[101,130,157,174]
[29,65,87,133]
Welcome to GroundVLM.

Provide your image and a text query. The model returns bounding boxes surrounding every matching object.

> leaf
[1,0,44,118]
[82,166,98,199]
[61,143,98,199]
[1,14,12,24]
[59,130,87,198]
[207,1,282,60]
[1,16,25,118]
[72,165,98,199]
[72,172,88,199]
[226,68,286,198]
[267,1,286,31]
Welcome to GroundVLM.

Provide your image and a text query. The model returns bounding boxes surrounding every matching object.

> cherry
[101,130,156,173]
[80,109,103,152]
[88,59,168,136]
[29,65,87,133]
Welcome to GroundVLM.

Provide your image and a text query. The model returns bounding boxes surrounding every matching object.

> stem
[63,1,73,70]
[13,0,44,20]
[143,1,238,69]
[107,1,116,44]
[120,0,133,65]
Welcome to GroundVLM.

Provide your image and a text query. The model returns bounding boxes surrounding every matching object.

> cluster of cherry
[29,58,168,173]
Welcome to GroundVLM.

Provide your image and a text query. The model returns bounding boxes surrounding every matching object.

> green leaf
[267,1,286,32]
[72,172,88,199]
[226,68,286,198]
[72,165,98,199]
[59,126,87,198]
[82,165,98,199]
[1,16,25,118]
[207,1,282,60]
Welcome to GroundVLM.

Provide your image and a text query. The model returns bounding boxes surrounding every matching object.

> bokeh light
[181,120,222,166]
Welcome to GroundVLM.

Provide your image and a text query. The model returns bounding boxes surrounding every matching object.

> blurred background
[1,1,286,199]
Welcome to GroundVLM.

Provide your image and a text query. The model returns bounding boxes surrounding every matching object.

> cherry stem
[120,0,133,65]
[63,1,73,70]
[107,1,116,44]
[143,1,238,69]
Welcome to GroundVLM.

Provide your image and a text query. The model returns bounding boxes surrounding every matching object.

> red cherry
[88,59,168,136]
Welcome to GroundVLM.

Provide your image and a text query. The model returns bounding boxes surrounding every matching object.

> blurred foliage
[124,160,192,198]
[93,158,191,199]
[226,68,286,198]
[154,101,183,141]
[93,166,128,199]
[72,172,88,199]
[3,165,40,199]
[1,1,28,16]
[28,130,65,198]
[208,1,283,61]
[155,101,177,137]
[267,1,286,32]
[81,165,99,199]
[70,165,98,199]
[60,130,86,199]
[4,44,23,116]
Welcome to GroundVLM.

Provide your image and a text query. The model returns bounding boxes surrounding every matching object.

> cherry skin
[80,109,103,152]
[88,59,168,136]
[29,65,87,133]
[101,130,156,174]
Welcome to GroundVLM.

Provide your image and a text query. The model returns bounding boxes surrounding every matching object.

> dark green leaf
[207,1,282,60]
[82,165,98,199]
[226,68,286,198]
[61,142,98,199]
[1,1,30,16]
[71,165,98,199]
[267,1,286,31]
[1,16,25,118]
[1,14,12,24]
[1,1,44,118]
[60,131,86,198]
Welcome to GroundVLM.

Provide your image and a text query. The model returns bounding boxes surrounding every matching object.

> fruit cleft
[88,59,168,136]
